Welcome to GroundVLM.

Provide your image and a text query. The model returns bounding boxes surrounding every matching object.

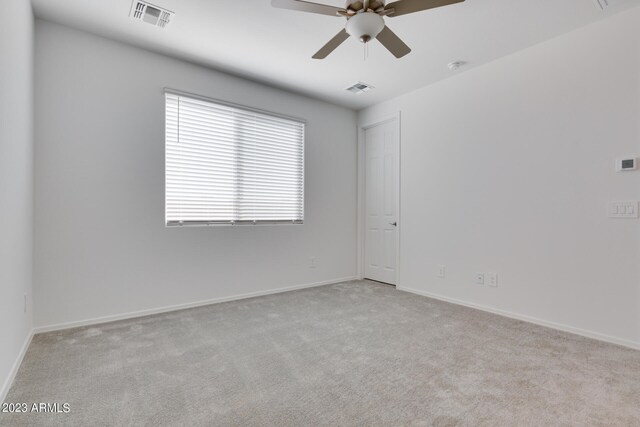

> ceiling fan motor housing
[346,12,385,43]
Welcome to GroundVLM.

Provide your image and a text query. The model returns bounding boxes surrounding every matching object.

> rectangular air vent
[130,1,174,28]
[346,82,375,94]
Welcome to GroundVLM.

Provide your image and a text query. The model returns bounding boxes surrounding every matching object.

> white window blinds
[165,91,305,226]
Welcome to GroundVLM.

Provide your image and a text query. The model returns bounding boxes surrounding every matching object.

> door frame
[357,112,402,286]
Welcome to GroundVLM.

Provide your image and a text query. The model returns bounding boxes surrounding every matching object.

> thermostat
[616,156,637,172]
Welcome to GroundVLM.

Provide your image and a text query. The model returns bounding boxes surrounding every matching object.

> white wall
[0,0,34,399]
[359,7,640,346]
[34,21,357,328]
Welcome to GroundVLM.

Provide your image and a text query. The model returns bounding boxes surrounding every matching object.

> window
[165,91,305,226]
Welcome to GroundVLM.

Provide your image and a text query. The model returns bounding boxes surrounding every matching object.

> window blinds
[165,91,305,226]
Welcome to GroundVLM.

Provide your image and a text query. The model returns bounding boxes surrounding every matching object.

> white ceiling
[31,0,639,110]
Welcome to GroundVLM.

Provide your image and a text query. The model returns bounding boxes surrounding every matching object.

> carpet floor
[2,280,639,426]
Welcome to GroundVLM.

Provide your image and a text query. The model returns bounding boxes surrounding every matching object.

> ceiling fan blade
[385,0,465,17]
[376,26,411,58]
[271,0,347,17]
[312,29,350,59]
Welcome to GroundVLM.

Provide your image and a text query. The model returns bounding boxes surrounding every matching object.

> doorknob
[389,222,397,227]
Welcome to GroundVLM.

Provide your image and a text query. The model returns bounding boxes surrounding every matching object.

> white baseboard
[1,329,34,403]
[398,286,640,351]
[34,276,359,334]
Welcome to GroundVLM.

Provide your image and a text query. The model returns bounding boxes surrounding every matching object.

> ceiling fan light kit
[271,0,466,59]
[346,12,385,43]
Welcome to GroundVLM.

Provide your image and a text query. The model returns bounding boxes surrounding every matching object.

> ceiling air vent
[130,1,174,28]
[346,82,375,94]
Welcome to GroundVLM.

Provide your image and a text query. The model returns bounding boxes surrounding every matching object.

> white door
[364,119,399,285]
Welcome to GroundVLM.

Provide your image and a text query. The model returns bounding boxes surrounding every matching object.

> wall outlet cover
[475,273,485,285]
[487,273,498,287]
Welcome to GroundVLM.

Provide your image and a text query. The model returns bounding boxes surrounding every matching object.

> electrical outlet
[438,265,446,278]
[475,273,485,285]
[486,273,498,287]
[309,256,317,268]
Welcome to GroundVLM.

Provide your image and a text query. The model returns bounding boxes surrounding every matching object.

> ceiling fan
[271,0,465,59]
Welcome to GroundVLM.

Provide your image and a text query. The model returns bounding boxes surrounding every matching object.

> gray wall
[0,0,34,399]
[359,7,640,347]
[34,20,358,328]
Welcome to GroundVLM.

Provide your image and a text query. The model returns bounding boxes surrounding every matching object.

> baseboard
[34,276,359,334]
[1,329,34,403]
[397,286,640,351]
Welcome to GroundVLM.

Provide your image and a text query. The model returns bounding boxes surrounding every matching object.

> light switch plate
[608,201,639,218]
[437,265,446,278]
[475,273,484,285]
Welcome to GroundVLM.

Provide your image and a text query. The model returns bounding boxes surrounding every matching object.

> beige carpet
[2,280,639,426]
